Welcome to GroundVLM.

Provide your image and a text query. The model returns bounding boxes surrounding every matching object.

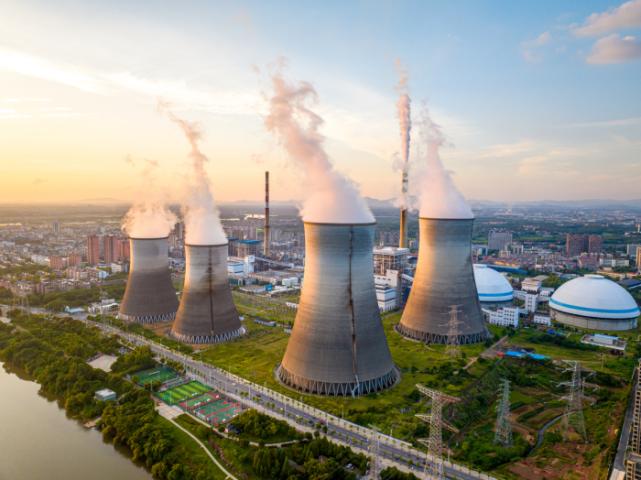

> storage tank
[397,218,488,344]
[119,237,178,324]
[171,243,243,343]
[277,222,398,396]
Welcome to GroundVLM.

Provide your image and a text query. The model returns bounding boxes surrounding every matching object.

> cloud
[573,0,641,37]
[587,34,641,64]
[521,31,551,62]
[561,116,641,128]
[0,47,105,93]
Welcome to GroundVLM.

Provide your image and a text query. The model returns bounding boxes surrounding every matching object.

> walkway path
[165,415,238,480]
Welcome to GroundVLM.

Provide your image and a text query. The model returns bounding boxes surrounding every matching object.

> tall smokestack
[119,237,178,324]
[264,171,270,256]
[397,218,488,343]
[171,243,243,343]
[395,61,411,249]
[277,221,398,396]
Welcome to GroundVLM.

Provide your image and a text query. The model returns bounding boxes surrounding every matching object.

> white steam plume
[159,101,227,245]
[121,158,177,238]
[264,65,374,224]
[395,60,412,209]
[416,104,473,219]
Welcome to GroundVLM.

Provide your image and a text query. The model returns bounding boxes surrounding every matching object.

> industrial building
[119,237,179,324]
[550,274,640,331]
[171,243,244,344]
[277,222,398,396]
[473,264,513,304]
[398,218,488,344]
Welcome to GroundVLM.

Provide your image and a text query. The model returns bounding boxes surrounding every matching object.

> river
[0,362,150,480]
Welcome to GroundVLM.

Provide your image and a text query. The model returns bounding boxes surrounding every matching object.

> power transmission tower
[415,384,460,479]
[367,424,382,480]
[559,360,587,442]
[494,378,513,446]
[439,305,464,357]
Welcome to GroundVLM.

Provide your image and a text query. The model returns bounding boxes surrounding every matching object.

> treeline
[229,409,300,443]
[27,283,125,311]
[0,313,219,480]
[248,437,366,479]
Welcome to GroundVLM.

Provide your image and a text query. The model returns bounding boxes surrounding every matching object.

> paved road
[5,306,494,480]
[611,366,638,480]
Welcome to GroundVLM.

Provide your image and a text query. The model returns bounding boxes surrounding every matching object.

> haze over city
[2,2,641,480]
[2,0,641,205]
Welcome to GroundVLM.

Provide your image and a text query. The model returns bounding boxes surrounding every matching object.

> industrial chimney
[397,217,488,344]
[171,243,243,343]
[119,237,179,324]
[264,171,270,256]
[277,222,398,396]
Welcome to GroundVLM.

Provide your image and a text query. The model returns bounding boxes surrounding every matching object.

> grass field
[199,311,492,440]
[133,365,178,387]
[157,381,211,405]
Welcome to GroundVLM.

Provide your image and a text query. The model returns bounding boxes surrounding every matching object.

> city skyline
[1,0,641,205]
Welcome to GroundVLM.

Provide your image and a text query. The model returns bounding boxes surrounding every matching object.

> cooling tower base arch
[119,311,176,325]
[170,326,246,345]
[277,364,398,397]
[395,323,488,345]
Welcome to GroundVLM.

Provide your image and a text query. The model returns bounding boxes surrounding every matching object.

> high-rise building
[488,230,513,251]
[587,234,602,253]
[637,246,641,273]
[103,235,116,264]
[116,238,130,261]
[52,221,60,234]
[49,255,65,270]
[68,253,82,267]
[565,234,602,257]
[87,235,100,265]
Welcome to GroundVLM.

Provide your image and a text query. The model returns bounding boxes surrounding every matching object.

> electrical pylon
[494,378,513,446]
[439,305,464,357]
[415,384,460,479]
[559,360,587,442]
[367,424,382,480]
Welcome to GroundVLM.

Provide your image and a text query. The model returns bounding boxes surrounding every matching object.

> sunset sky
[1,0,641,205]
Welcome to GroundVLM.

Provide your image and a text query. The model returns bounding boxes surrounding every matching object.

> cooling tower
[397,218,488,344]
[277,222,398,396]
[171,243,243,344]
[119,237,178,324]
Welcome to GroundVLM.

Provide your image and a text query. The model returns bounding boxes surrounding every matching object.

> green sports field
[180,392,220,410]
[194,398,241,425]
[157,381,211,405]
[133,365,178,387]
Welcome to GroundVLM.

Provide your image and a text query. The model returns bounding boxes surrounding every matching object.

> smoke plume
[395,61,412,209]
[264,67,374,224]
[122,158,177,238]
[159,102,227,246]
[416,104,473,219]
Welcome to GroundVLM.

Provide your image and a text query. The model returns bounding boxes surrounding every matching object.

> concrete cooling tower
[171,244,244,344]
[119,237,178,324]
[277,222,398,396]
[398,218,488,344]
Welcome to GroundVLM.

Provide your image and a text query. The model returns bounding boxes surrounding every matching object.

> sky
[1,0,640,205]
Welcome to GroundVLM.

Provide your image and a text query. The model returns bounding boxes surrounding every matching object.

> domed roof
[550,274,640,320]
[474,264,513,302]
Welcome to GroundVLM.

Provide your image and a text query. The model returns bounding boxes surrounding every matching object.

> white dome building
[550,274,640,331]
[474,264,513,304]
